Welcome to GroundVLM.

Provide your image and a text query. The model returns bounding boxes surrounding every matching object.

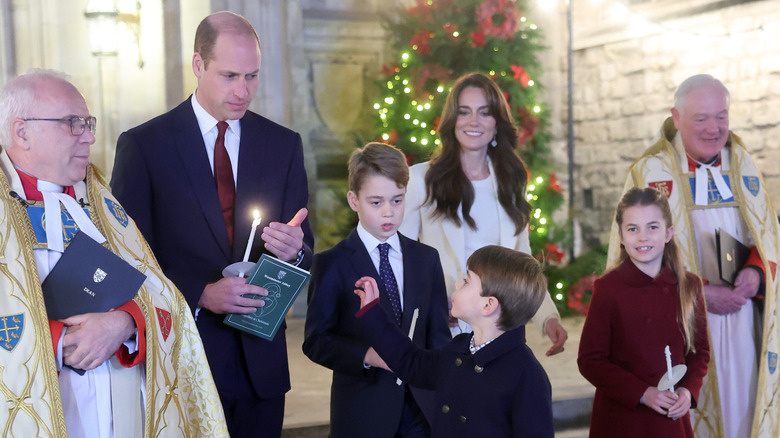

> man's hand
[354,276,380,308]
[544,318,568,356]
[667,387,692,420]
[61,310,136,371]
[733,267,761,299]
[364,347,390,371]
[640,386,679,415]
[703,284,747,314]
[198,277,268,314]
[262,208,308,262]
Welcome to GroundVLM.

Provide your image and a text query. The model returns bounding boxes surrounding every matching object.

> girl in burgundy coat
[578,187,710,438]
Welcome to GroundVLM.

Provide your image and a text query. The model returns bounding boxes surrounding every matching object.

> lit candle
[664,345,674,392]
[242,210,262,263]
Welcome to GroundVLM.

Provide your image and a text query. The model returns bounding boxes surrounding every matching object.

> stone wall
[567,0,780,245]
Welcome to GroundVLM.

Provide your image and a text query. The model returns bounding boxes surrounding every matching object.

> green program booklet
[223,254,311,341]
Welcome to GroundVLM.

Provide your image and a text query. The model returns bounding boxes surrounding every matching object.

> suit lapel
[172,99,232,259]
[233,116,269,261]
[345,231,404,329]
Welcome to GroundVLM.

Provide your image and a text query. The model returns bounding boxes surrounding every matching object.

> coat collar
[471,325,527,367]
[614,258,678,288]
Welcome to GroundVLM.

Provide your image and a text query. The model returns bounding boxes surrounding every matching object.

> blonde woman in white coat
[399,72,567,356]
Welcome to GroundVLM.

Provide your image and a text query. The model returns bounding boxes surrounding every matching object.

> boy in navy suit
[303,142,450,438]
[354,246,554,437]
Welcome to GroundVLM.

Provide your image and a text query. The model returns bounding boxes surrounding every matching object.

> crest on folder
[769,352,778,374]
[93,268,108,283]
[0,314,24,352]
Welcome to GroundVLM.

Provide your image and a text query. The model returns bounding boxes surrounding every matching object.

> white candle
[664,345,674,391]
[242,210,262,263]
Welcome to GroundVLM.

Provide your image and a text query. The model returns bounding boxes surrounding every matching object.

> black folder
[41,231,145,320]
[715,228,750,287]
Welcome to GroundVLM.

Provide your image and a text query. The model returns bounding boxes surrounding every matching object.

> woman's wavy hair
[614,187,702,353]
[424,72,531,234]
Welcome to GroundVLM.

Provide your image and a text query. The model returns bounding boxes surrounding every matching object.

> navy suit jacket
[111,97,314,399]
[360,306,554,438]
[302,229,450,438]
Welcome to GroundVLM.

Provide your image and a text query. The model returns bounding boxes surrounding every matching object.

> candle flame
[251,210,263,227]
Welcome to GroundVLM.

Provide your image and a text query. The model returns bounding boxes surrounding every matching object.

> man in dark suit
[303,143,450,438]
[110,11,313,438]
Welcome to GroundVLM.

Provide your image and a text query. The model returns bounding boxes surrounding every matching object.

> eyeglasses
[23,116,97,136]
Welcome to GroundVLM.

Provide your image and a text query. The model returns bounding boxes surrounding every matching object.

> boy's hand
[640,386,679,415]
[667,387,692,420]
[364,347,390,371]
[354,276,380,308]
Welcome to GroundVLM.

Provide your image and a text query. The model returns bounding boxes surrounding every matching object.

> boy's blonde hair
[348,142,409,193]
[467,245,547,331]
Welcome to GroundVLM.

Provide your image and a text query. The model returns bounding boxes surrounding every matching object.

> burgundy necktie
[213,121,235,245]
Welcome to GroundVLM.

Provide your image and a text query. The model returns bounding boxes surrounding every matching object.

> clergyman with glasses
[0,69,228,437]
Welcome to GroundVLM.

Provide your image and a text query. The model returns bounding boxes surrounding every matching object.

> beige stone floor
[282,315,593,436]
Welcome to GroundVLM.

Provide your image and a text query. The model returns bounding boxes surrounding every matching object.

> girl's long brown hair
[423,72,531,235]
[615,187,701,353]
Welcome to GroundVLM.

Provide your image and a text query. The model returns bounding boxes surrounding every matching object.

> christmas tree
[372,0,573,310]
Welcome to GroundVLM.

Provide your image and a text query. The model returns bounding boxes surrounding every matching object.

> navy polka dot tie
[378,243,402,326]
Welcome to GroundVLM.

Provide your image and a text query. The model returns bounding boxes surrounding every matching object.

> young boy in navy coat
[354,246,554,438]
[303,142,451,438]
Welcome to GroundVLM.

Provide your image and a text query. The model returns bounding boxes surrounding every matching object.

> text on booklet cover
[223,253,311,341]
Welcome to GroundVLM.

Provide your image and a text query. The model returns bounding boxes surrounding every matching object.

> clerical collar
[14,167,75,201]
[686,153,721,172]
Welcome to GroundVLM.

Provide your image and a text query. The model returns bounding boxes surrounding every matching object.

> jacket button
[455,358,462,366]
[442,405,450,414]
[474,365,483,373]
[459,415,467,423]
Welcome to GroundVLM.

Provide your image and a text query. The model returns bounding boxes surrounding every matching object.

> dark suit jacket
[302,230,450,438]
[360,305,554,438]
[110,97,314,400]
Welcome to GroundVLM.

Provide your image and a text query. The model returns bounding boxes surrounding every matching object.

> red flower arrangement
[475,0,520,39]
[411,64,451,100]
[443,22,458,35]
[548,173,562,193]
[566,274,597,316]
[470,30,486,47]
[382,63,400,76]
[409,30,434,54]
[510,64,531,87]
[406,0,433,24]
[544,243,565,264]
[516,107,538,145]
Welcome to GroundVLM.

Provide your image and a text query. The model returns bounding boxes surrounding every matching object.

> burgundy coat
[578,259,710,438]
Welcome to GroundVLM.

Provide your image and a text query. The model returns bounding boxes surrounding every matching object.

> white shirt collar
[356,222,401,255]
[191,91,241,137]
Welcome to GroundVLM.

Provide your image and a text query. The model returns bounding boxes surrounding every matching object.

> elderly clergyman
[0,69,228,437]
[607,74,780,437]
